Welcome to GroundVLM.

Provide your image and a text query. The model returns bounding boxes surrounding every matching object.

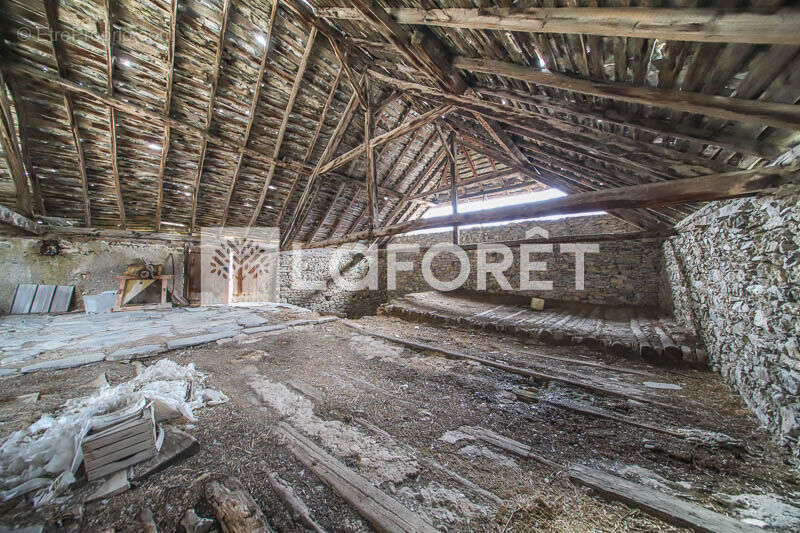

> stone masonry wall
[0,236,185,314]
[279,215,667,315]
[390,215,665,308]
[663,184,800,453]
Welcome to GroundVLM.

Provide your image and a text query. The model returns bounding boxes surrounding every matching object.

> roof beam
[104,0,126,229]
[0,204,40,234]
[328,36,366,108]
[190,0,232,233]
[308,182,346,243]
[0,71,32,216]
[318,7,800,45]
[6,77,44,215]
[349,0,468,94]
[305,165,797,249]
[249,27,318,227]
[406,168,519,201]
[364,77,378,230]
[281,88,361,246]
[222,0,279,228]
[453,57,800,131]
[155,0,179,232]
[316,105,454,176]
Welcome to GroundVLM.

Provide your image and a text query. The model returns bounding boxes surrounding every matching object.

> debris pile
[0,359,227,505]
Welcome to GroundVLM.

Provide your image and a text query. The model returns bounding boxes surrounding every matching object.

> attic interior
[1,0,799,530]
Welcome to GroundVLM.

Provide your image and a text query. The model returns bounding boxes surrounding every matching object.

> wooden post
[364,78,378,232]
[449,133,459,245]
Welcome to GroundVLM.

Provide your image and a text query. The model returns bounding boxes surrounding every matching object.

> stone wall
[0,236,185,313]
[278,248,387,317]
[279,215,668,315]
[390,215,666,308]
[663,184,800,453]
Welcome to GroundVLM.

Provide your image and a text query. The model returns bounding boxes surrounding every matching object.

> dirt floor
[1,310,799,532]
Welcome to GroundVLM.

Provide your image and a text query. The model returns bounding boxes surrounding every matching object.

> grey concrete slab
[49,285,75,312]
[0,368,20,377]
[10,284,37,314]
[21,352,106,373]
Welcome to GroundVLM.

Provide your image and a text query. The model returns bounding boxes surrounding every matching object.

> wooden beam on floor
[318,7,800,45]
[155,0,179,232]
[222,0,278,228]
[190,0,232,234]
[249,27,318,228]
[341,321,672,408]
[276,422,438,533]
[303,165,796,249]
[453,57,800,131]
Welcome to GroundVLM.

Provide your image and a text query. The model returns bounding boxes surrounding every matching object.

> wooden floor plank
[276,422,437,533]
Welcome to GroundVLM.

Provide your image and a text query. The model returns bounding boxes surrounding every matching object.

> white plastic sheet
[0,359,227,505]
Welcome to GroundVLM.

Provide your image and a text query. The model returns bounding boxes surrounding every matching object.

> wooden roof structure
[1,0,798,247]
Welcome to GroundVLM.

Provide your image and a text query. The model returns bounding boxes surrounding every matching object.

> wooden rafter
[43,1,89,223]
[308,182,346,242]
[0,71,32,216]
[328,36,365,108]
[276,65,343,225]
[155,0,179,232]
[453,57,800,131]
[249,26,318,227]
[406,167,519,202]
[221,0,279,228]
[104,0,126,229]
[315,105,453,177]
[319,7,800,45]
[6,77,44,215]
[349,0,468,94]
[305,165,797,249]
[282,87,361,246]
[190,0,232,233]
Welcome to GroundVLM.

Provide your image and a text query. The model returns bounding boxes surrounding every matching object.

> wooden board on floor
[276,422,437,533]
[30,284,56,313]
[10,283,37,314]
[568,464,760,533]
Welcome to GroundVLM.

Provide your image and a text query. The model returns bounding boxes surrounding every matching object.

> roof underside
[1,0,798,243]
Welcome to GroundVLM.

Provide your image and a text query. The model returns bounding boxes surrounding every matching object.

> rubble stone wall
[0,236,185,313]
[390,215,666,307]
[280,215,667,315]
[663,184,800,451]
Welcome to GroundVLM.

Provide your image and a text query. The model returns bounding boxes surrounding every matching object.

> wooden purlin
[318,7,800,45]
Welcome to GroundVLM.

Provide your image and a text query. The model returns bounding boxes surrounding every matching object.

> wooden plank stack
[83,405,156,481]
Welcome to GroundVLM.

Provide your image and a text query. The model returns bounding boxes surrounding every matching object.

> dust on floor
[1,314,799,531]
